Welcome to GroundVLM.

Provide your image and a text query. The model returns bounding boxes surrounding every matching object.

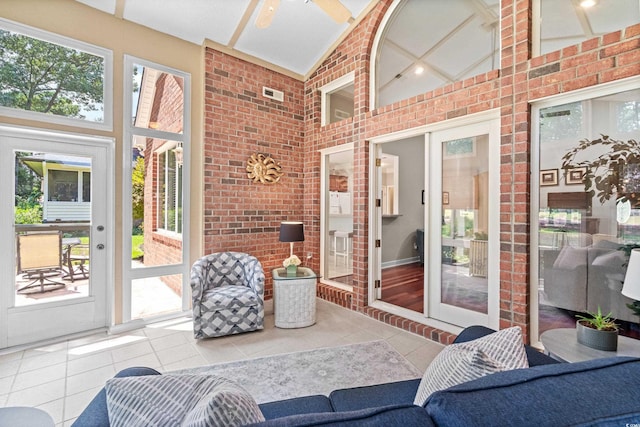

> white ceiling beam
[468,0,499,27]
[115,0,126,19]
[570,0,595,37]
[228,0,260,48]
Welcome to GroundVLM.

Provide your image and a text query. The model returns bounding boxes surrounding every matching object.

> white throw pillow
[105,374,265,427]
[413,326,529,406]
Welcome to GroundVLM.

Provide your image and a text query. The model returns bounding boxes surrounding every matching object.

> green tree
[0,29,104,119]
[132,156,145,226]
[14,152,42,207]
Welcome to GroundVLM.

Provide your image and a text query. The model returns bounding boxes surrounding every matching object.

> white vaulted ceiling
[75,0,377,78]
[74,0,637,85]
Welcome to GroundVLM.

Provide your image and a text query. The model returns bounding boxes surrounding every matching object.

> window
[123,55,190,322]
[535,0,639,56]
[321,72,354,126]
[48,170,79,202]
[372,0,500,109]
[156,142,183,234]
[534,82,640,344]
[0,18,112,130]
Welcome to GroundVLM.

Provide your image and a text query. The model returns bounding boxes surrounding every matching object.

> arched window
[371,0,500,109]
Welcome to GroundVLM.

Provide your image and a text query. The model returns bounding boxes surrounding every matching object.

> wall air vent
[262,86,284,102]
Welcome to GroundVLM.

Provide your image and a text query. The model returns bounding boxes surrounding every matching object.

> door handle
[96,244,105,250]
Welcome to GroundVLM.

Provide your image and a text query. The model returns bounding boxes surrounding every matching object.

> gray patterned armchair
[190,252,265,339]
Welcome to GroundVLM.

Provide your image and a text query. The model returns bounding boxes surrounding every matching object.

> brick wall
[202,49,306,298]
[300,0,639,344]
[201,1,639,344]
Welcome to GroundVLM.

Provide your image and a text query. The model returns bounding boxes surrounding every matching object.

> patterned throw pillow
[413,326,529,406]
[105,374,265,427]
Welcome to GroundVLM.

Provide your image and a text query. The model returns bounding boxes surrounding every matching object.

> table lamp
[279,221,304,259]
[622,248,640,317]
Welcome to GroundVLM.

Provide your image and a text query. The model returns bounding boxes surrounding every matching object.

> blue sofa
[74,326,640,426]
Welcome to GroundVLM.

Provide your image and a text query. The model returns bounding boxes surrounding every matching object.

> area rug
[170,340,422,403]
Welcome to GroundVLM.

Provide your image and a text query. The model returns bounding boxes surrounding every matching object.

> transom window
[0,18,112,130]
[535,0,640,56]
[373,0,500,109]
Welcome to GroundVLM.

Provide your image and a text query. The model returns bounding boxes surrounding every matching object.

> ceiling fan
[256,0,352,29]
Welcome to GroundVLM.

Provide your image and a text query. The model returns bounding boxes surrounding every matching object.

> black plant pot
[576,321,618,351]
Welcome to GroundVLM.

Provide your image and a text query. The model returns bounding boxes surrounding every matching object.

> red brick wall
[300,0,639,344]
[201,1,639,344]
[202,49,306,298]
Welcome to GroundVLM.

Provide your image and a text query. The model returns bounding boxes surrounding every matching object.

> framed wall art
[566,167,587,185]
[540,169,559,186]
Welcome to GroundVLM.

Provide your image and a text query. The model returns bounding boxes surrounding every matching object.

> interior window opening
[321,72,355,126]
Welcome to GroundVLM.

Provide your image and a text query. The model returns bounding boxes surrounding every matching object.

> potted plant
[561,135,640,207]
[283,254,301,276]
[576,307,619,351]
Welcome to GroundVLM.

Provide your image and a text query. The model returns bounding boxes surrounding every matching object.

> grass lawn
[132,235,144,259]
[79,235,144,259]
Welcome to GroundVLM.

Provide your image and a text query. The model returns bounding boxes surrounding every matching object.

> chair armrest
[190,256,211,307]
[244,256,265,301]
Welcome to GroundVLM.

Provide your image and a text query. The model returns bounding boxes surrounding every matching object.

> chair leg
[17,271,65,294]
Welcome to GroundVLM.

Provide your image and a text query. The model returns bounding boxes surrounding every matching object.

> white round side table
[273,267,317,328]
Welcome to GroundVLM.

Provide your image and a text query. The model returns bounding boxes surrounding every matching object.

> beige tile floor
[0,299,444,426]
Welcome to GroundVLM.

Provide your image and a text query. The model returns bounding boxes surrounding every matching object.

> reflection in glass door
[321,146,354,287]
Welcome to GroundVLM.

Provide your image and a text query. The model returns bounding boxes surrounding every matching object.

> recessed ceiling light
[580,0,597,8]
[414,65,425,75]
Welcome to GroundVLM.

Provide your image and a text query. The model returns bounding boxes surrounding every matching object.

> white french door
[369,113,500,331]
[427,119,500,328]
[0,125,113,349]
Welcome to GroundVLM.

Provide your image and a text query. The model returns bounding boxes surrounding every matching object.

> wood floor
[381,263,424,312]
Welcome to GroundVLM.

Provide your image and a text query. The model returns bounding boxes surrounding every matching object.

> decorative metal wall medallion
[246,153,284,184]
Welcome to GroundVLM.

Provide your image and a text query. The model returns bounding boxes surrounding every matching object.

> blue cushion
[329,379,420,412]
[426,357,640,427]
[247,404,434,427]
[259,395,333,420]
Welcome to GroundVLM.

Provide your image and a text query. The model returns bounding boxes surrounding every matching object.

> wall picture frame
[442,191,449,205]
[566,166,587,185]
[540,169,559,186]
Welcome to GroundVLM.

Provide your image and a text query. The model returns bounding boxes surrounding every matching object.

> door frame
[0,124,114,349]
[368,109,500,334]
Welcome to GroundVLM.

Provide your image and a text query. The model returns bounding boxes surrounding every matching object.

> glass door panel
[429,119,499,328]
[0,129,110,349]
[440,135,488,315]
[323,149,354,286]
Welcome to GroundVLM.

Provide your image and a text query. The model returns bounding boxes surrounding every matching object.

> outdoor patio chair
[190,252,265,339]
[16,231,66,293]
[64,243,90,282]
